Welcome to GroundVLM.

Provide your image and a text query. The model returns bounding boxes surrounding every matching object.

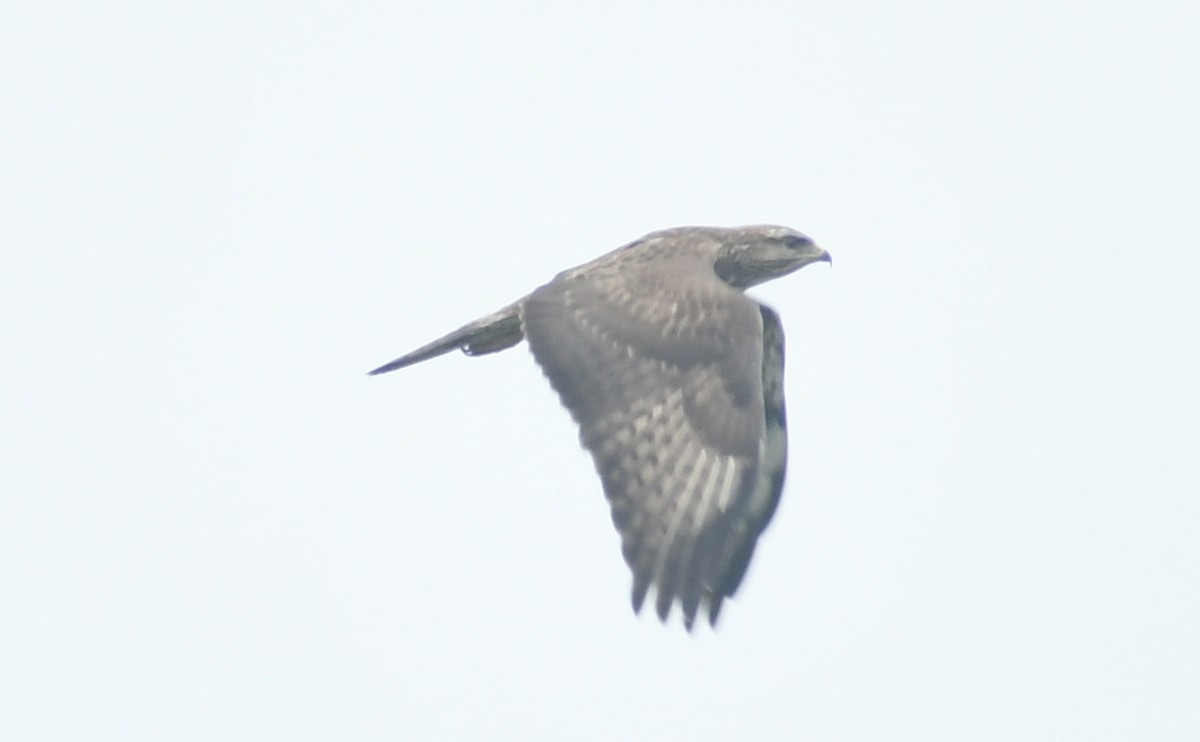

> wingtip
[366,359,403,376]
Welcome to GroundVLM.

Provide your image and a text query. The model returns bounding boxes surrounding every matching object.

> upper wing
[521,261,788,628]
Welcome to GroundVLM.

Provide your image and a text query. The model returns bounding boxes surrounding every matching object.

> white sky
[3,2,1199,739]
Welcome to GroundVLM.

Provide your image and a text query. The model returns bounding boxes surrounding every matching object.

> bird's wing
[521,260,788,628]
[368,302,524,375]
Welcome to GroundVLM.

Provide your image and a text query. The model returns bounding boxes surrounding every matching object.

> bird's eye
[783,234,812,250]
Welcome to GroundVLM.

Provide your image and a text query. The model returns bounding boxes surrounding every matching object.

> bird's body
[371,225,830,628]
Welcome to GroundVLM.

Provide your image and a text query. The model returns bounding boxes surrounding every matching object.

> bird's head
[712,225,831,289]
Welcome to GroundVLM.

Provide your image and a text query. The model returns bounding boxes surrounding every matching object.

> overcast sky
[4,2,1199,740]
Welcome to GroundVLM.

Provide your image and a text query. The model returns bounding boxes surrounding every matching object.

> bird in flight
[370,225,830,628]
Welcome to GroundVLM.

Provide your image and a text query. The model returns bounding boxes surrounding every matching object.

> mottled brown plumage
[370,225,829,628]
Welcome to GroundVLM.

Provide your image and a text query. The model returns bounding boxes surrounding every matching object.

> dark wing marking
[697,303,788,625]
[521,261,787,628]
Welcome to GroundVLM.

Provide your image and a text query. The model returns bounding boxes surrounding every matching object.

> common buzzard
[370,225,830,628]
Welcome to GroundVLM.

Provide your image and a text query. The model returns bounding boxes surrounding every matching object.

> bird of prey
[370,225,830,628]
